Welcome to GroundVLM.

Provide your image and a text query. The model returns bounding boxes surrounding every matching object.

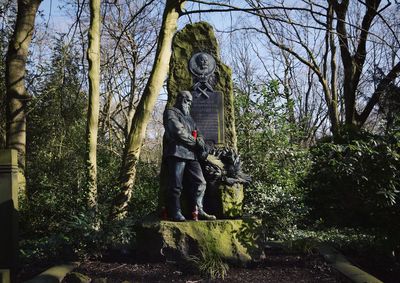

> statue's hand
[196,136,206,148]
[199,150,208,161]
[196,137,209,160]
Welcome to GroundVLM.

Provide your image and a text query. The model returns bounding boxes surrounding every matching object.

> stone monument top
[167,22,237,149]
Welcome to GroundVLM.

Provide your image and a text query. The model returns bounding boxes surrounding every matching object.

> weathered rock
[220,183,244,218]
[204,183,244,219]
[25,263,79,283]
[136,215,264,265]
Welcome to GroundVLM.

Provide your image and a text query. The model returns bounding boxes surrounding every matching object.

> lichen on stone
[136,216,264,265]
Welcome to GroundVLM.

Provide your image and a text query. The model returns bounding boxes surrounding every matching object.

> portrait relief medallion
[189,52,216,80]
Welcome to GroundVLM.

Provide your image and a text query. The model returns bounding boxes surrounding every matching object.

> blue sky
[38,0,74,32]
[37,0,252,34]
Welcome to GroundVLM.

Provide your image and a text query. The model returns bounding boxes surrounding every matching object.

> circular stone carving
[189,52,216,79]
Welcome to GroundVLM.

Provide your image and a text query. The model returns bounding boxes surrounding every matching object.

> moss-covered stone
[167,22,237,149]
[25,263,79,283]
[220,183,244,218]
[136,215,264,265]
[203,183,244,219]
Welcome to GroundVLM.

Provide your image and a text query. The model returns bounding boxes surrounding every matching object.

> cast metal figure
[163,90,216,222]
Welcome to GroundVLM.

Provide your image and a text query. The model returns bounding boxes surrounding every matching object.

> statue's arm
[165,111,196,147]
[193,124,208,160]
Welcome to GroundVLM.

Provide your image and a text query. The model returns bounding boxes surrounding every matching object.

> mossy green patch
[220,183,244,218]
[136,216,264,265]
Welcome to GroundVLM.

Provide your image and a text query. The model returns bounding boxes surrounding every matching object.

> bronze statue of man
[163,90,216,221]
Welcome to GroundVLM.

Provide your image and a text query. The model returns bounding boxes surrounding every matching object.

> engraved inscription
[190,91,224,145]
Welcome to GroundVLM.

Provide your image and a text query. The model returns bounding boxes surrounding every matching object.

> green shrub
[128,160,160,221]
[235,80,311,237]
[244,182,309,238]
[305,130,400,229]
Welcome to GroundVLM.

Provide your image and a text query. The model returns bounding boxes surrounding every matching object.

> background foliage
[234,80,311,237]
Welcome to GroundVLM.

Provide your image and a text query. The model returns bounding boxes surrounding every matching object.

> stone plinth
[220,183,244,218]
[136,215,264,265]
[0,150,19,278]
[204,183,244,219]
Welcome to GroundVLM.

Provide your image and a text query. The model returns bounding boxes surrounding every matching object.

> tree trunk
[282,54,295,124]
[330,0,381,128]
[86,0,101,210]
[110,0,185,220]
[327,4,339,138]
[5,0,42,194]
[358,61,400,126]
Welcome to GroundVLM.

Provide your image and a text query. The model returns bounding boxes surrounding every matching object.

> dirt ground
[21,247,400,282]
[65,250,350,283]
[16,242,399,282]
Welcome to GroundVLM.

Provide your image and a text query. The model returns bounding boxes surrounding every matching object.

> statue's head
[196,53,209,70]
[175,90,192,116]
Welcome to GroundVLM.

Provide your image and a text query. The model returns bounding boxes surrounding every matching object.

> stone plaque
[191,91,224,145]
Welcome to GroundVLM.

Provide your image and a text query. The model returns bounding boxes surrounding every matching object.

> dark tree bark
[329,0,382,127]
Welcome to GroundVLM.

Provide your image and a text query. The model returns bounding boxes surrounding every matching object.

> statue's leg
[186,160,216,220]
[166,157,186,221]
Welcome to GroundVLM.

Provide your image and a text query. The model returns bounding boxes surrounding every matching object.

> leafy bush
[278,227,386,256]
[244,182,309,238]
[128,161,160,221]
[235,80,311,237]
[305,130,400,230]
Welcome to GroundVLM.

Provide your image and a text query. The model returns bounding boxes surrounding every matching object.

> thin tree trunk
[5,0,42,195]
[86,0,101,210]
[125,62,139,139]
[282,54,295,124]
[358,61,400,126]
[327,4,339,138]
[110,0,185,220]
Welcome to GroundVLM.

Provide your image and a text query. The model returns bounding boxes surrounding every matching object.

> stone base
[135,215,264,265]
[204,183,244,219]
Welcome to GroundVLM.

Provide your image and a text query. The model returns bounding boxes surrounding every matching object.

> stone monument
[137,22,262,265]
[158,22,249,219]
